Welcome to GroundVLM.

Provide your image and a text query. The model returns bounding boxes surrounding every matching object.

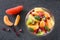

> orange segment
[46,18,54,29]
[40,20,45,28]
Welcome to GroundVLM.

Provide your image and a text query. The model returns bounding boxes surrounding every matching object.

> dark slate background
[0,0,60,40]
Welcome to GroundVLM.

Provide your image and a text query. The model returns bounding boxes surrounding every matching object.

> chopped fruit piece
[6,5,23,15]
[44,11,50,18]
[32,12,38,16]
[36,29,41,33]
[46,18,54,29]
[29,14,38,22]
[26,7,55,36]
[40,20,45,28]
[14,15,20,26]
[38,11,44,17]
[44,26,50,31]
[26,18,33,25]
[34,16,40,20]
[4,15,13,26]
[28,23,39,30]
[29,28,34,32]
[34,29,37,33]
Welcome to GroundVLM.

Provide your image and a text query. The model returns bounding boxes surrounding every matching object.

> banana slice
[14,15,20,26]
[27,23,39,30]
[4,15,13,26]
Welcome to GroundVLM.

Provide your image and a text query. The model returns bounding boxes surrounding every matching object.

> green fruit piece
[37,31,44,36]
[26,18,33,25]
[34,16,40,20]
[44,26,50,32]
[28,28,34,32]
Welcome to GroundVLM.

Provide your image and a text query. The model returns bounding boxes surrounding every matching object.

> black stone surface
[0,0,60,40]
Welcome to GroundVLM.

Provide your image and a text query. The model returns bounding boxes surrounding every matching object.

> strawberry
[6,5,23,15]
[38,11,44,17]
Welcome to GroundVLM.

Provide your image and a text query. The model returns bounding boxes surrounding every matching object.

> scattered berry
[44,19,47,22]
[18,29,23,33]
[47,17,50,20]
[6,28,10,32]
[16,32,20,36]
[2,28,10,32]
[2,28,6,31]
[12,27,16,32]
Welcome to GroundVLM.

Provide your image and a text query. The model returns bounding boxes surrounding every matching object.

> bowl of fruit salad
[25,7,55,36]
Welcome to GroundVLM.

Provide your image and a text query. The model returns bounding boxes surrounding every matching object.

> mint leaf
[34,16,40,20]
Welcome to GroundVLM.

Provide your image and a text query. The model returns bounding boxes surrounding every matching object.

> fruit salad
[25,7,55,36]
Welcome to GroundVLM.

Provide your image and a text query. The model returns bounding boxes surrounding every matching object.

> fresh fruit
[42,16,46,21]
[6,5,23,15]
[26,7,55,36]
[26,18,33,25]
[4,15,13,26]
[14,15,20,26]
[34,16,40,20]
[38,11,44,17]
[28,23,39,30]
[46,18,54,29]
[44,26,50,31]
[29,14,38,22]
[32,12,39,16]
[40,20,45,28]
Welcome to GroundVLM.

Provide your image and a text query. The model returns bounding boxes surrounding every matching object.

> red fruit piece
[38,11,44,17]
[40,27,47,33]
[6,5,23,15]
[34,29,37,33]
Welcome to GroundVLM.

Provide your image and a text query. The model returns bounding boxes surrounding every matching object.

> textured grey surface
[0,0,60,40]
